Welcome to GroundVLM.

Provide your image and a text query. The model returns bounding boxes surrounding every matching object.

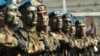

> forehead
[7,5,17,9]
[77,24,85,27]
[27,6,36,11]
[63,18,72,21]
[38,10,47,13]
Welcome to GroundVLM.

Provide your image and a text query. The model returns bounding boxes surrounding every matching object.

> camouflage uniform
[62,13,76,56]
[36,5,60,56]
[74,21,99,56]
[0,4,23,56]
[49,10,68,56]
[74,20,100,56]
[17,2,46,56]
[73,20,87,56]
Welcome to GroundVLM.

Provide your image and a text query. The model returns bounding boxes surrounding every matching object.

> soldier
[0,4,22,56]
[62,13,76,56]
[74,20,87,56]
[49,10,68,56]
[36,5,60,56]
[75,20,99,56]
[18,2,46,56]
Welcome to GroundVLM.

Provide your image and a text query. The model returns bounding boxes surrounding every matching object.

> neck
[6,23,14,30]
[63,29,69,33]
[75,31,85,38]
[37,26,48,34]
[5,24,14,35]
[51,28,62,34]
[25,25,36,32]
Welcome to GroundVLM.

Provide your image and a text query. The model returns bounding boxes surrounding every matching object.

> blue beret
[75,20,85,26]
[0,0,13,8]
[62,13,73,19]
[62,13,78,24]
[18,0,36,10]
[48,10,60,18]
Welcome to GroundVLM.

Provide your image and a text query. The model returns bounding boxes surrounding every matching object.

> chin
[65,29,70,31]
[41,25,48,27]
[12,24,19,27]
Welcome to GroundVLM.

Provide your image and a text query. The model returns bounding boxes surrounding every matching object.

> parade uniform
[49,10,69,56]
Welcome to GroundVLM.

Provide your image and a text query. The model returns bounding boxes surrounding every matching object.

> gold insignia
[54,11,59,14]
[67,14,71,18]
[31,0,35,5]
[79,20,82,23]
[39,6,45,11]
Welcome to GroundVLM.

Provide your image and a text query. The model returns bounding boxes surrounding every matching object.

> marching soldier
[0,4,22,56]
[75,20,98,56]
[36,5,60,56]
[49,10,68,56]
[17,1,46,56]
[62,13,76,56]
[74,20,87,56]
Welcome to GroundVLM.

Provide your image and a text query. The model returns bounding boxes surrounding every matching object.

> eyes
[9,8,17,12]
[63,20,72,23]
[27,10,37,14]
[37,11,47,16]
[78,25,85,28]
[53,16,62,19]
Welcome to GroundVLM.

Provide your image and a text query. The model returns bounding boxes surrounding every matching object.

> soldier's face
[37,10,49,27]
[26,6,37,25]
[71,24,76,34]
[7,5,21,26]
[63,18,72,31]
[76,24,86,35]
[50,15,63,29]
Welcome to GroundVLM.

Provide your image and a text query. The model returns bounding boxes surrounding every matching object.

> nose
[66,20,71,25]
[33,13,37,18]
[16,11,22,18]
[57,18,62,23]
[67,21,70,25]
[41,15,47,22]
[57,18,63,25]
[78,26,83,30]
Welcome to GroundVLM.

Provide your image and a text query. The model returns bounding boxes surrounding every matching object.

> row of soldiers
[0,1,99,56]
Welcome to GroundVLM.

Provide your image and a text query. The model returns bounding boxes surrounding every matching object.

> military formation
[0,0,99,56]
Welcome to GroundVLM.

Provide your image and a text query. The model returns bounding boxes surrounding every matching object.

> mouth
[32,21,37,24]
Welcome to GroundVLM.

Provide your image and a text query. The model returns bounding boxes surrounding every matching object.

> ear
[0,12,4,19]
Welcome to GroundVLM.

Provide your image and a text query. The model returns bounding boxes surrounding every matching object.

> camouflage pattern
[0,4,23,56]
[0,0,99,56]
[49,10,69,56]
[49,10,68,43]
[36,5,60,56]
[74,38,85,49]
[0,4,22,48]
[62,13,76,56]
[39,31,60,52]
[18,5,46,55]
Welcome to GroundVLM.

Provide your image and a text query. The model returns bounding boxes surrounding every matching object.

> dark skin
[75,24,86,39]
[0,4,22,56]
[62,16,76,53]
[63,20,72,32]
[37,10,49,33]
[49,14,67,56]
[25,6,37,27]
[20,6,45,56]
[49,15,63,33]
[6,7,21,28]
[0,12,5,27]
[37,9,62,56]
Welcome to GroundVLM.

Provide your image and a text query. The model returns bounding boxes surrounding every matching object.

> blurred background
[12,0,100,35]
[43,0,100,35]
